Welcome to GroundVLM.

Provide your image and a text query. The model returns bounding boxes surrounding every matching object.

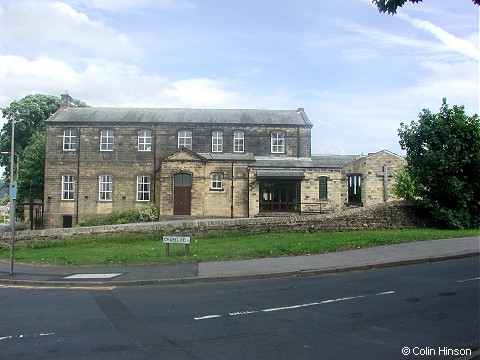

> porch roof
[256,170,305,179]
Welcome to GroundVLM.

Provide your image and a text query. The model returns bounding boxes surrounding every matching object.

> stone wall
[3,201,428,244]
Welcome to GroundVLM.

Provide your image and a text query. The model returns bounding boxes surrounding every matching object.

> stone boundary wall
[1,201,428,244]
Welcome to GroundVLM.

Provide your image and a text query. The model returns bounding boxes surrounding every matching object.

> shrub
[78,203,159,227]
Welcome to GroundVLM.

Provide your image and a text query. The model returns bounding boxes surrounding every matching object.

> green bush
[78,203,159,227]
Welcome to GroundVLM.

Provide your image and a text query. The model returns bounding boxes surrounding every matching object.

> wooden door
[174,174,191,215]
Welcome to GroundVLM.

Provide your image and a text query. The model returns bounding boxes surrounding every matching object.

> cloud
[0,1,140,60]
[398,13,479,61]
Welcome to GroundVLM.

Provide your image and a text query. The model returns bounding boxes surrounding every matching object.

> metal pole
[9,112,15,275]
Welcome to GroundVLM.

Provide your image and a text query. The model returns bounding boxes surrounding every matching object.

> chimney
[60,91,73,109]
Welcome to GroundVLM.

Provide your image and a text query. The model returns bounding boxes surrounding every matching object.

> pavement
[0,236,478,288]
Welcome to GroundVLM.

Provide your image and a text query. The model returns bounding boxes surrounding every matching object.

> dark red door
[174,174,191,215]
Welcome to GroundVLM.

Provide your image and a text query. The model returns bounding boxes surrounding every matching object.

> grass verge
[0,228,478,266]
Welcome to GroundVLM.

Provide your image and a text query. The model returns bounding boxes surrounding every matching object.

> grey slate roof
[311,154,364,168]
[251,155,363,169]
[48,107,312,126]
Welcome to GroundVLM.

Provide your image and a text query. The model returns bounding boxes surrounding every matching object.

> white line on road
[376,291,396,295]
[193,293,389,321]
[64,273,122,279]
[0,333,54,342]
[457,277,480,283]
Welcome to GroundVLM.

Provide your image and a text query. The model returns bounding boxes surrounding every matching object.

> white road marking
[0,333,54,342]
[194,294,376,321]
[194,315,222,320]
[457,277,480,283]
[376,291,396,295]
[63,273,122,279]
[0,284,115,291]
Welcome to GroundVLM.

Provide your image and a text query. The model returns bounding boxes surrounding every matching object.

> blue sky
[0,0,478,155]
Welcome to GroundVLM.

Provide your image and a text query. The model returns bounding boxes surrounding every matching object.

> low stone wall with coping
[0,201,429,245]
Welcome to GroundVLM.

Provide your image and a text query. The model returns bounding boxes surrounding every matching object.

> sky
[0,0,478,155]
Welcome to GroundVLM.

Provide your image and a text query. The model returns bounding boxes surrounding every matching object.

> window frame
[99,175,113,201]
[347,174,362,204]
[211,131,223,153]
[61,174,75,200]
[319,176,328,200]
[100,130,114,151]
[233,130,245,153]
[136,175,151,201]
[62,130,77,151]
[271,132,285,154]
[138,129,152,152]
[178,130,192,150]
[210,173,223,190]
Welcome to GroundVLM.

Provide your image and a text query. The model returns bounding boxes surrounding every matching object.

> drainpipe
[247,167,250,218]
[75,127,80,225]
[296,127,300,158]
[153,124,157,208]
[230,162,234,218]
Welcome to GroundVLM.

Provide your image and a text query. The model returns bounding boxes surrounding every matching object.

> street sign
[163,236,191,244]
[9,181,17,200]
[163,236,191,256]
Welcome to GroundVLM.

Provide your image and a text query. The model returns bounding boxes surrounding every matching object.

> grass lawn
[0,228,478,266]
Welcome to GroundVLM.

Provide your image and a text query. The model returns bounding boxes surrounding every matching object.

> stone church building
[43,97,405,228]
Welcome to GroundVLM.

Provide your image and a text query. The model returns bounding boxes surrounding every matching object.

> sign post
[163,236,191,257]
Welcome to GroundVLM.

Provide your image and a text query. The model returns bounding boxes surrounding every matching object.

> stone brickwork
[6,201,428,243]
[343,150,405,206]
[43,106,405,229]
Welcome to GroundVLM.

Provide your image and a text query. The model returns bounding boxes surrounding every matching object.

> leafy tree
[17,131,46,204]
[392,164,417,201]
[398,98,480,229]
[0,93,87,218]
[372,0,480,14]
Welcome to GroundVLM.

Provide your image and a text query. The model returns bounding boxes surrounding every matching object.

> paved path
[0,236,478,287]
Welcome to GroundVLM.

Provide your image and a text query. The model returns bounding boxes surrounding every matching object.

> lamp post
[1,110,16,275]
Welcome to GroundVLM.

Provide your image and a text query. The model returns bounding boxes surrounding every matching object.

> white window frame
[100,130,114,151]
[178,130,192,150]
[138,129,152,151]
[63,130,77,151]
[61,174,75,200]
[212,131,223,153]
[271,132,285,154]
[233,130,244,153]
[211,173,223,190]
[136,175,151,201]
[99,175,113,201]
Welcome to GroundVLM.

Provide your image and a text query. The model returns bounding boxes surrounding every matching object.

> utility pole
[7,112,15,275]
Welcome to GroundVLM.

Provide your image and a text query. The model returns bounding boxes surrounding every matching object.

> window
[348,174,362,203]
[233,130,244,153]
[212,131,223,152]
[99,175,113,201]
[211,173,223,190]
[63,130,77,151]
[271,132,285,153]
[138,129,152,151]
[61,175,75,200]
[319,176,328,200]
[100,130,114,151]
[178,130,192,150]
[137,175,150,201]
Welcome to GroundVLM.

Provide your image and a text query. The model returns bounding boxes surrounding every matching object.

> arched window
[212,131,223,152]
[233,130,244,153]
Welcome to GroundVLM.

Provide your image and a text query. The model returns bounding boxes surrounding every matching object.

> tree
[17,131,46,204]
[372,0,480,14]
[398,98,480,229]
[0,93,87,218]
